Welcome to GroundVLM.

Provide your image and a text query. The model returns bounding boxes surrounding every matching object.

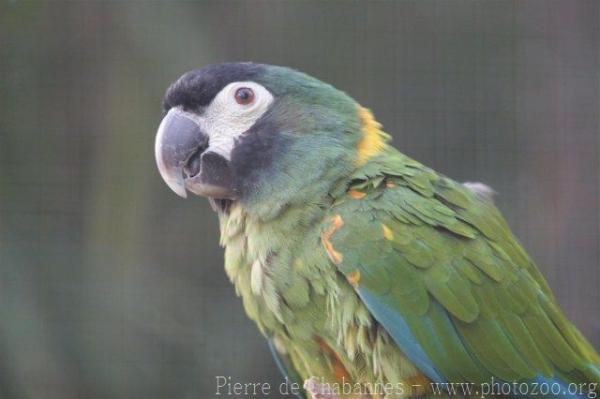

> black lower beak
[155,108,235,199]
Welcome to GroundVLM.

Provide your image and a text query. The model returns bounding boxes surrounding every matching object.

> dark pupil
[238,90,250,100]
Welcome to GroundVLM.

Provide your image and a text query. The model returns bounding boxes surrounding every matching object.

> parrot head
[155,63,387,214]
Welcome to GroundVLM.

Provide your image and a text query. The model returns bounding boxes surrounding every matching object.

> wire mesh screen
[0,1,598,398]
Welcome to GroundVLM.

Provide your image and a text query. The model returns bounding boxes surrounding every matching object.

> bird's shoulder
[320,148,600,385]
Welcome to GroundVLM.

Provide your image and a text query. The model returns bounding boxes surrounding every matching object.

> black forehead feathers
[163,62,265,111]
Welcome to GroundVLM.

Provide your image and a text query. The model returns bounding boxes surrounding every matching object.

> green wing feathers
[326,148,600,387]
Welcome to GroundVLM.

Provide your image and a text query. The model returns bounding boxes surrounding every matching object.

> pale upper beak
[155,108,207,198]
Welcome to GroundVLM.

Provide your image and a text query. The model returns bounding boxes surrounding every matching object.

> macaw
[155,63,599,399]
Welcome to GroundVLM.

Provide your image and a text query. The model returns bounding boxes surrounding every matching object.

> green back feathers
[325,147,600,387]
[212,66,598,395]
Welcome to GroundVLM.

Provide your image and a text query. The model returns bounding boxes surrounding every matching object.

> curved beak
[155,108,236,199]
[155,108,208,198]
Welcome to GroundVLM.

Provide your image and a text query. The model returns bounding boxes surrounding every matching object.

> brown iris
[234,87,255,105]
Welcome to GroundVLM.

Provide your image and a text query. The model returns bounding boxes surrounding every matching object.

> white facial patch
[199,81,274,160]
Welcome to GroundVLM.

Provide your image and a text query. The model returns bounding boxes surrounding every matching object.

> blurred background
[0,1,598,398]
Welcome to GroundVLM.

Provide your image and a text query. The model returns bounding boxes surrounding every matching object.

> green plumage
[219,143,599,397]
[160,63,599,398]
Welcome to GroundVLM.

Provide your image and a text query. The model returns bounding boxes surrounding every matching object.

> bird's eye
[234,87,255,105]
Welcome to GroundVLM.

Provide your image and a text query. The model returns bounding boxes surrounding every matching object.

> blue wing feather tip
[531,375,588,399]
[359,288,446,384]
[356,289,597,399]
[267,340,306,399]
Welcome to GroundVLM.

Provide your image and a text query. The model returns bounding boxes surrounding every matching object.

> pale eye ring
[234,87,255,105]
